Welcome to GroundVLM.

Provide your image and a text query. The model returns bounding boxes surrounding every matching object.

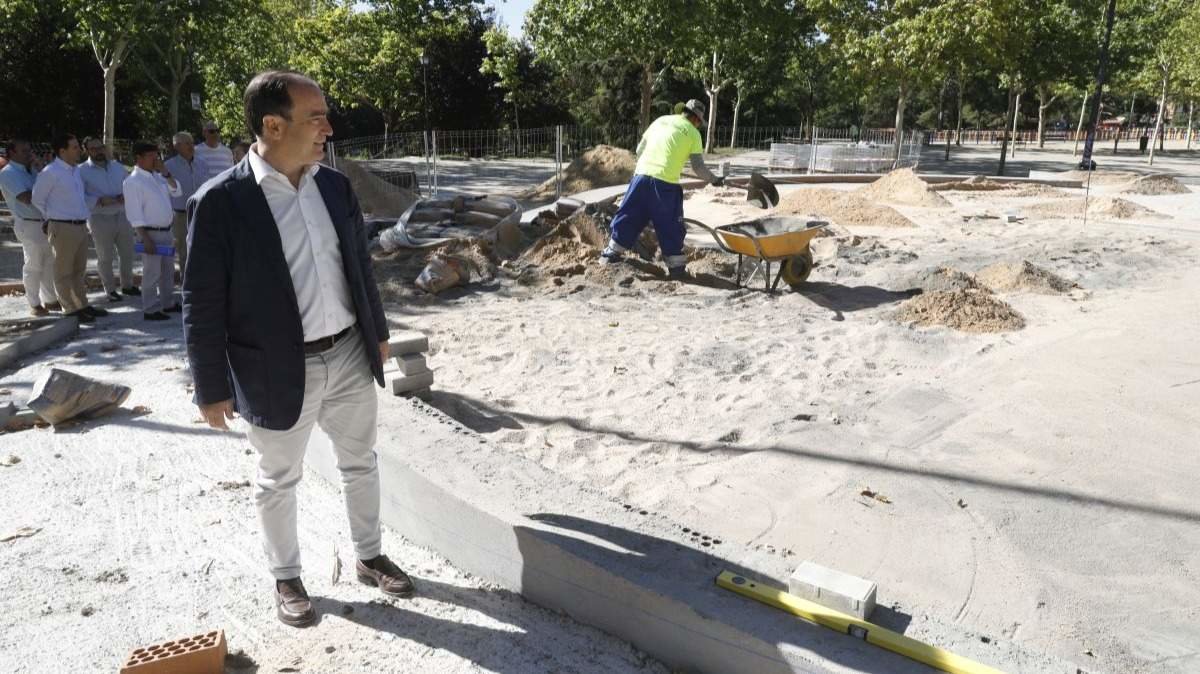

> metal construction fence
[926,126,1195,145]
[767,130,923,173]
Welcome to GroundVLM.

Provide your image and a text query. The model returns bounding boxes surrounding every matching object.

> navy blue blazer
[182,158,390,431]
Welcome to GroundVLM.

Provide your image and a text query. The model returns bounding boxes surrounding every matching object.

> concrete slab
[304,394,1081,674]
[388,370,434,395]
[0,316,80,371]
[395,353,427,376]
[389,331,429,356]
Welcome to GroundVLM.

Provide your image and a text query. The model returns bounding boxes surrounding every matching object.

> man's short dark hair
[132,140,159,157]
[51,133,77,156]
[4,139,29,156]
[243,70,318,138]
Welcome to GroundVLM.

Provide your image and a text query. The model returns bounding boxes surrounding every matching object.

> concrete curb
[0,316,80,371]
[306,393,1075,673]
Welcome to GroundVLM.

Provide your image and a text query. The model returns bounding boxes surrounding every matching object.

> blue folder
[134,242,176,256]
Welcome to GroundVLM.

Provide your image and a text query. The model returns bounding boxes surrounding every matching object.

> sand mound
[1120,174,1191,196]
[930,176,1016,192]
[684,184,749,205]
[776,188,915,228]
[977,260,1075,294]
[1009,183,1072,198]
[520,214,604,277]
[1062,169,1141,186]
[894,289,1025,332]
[338,158,420,218]
[521,145,635,202]
[903,266,988,293]
[858,168,951,208]
[1024,197,1166,220]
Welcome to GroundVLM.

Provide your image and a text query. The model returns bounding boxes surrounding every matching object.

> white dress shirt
[0,162,43,221]
[31,158,90,221]
[195,142,233,181]
[123,167,182,229]
[248,145,356,342]
[79,158,129,215]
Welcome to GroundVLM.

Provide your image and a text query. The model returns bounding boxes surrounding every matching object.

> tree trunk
[167,49,183,133]
[891,82,907,169]
[1188,100,1194,149]
[998,87,1017,176]
[955,63,965,146]
[729,85,743,149]
[1010,91,1021,158]
[94,36,128,151]
[704,52,721,154]
[1036,86,1056,148]
[1148,72,1168,166]
[639,63,653,133]
[1073,90,1088,156]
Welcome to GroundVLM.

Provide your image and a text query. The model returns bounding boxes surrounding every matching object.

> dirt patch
[1009,183,1073,198]
[894,289,1026,332]
[977,260,1076,294]
[373,238,501,300]
[1062,169,1143,186]
[684,184,748,205]
[776,188,915,228]
[858,168,951,208]
[1120,174,1191,196]
[337,158,420,218]
[930,176,1017,192]
[903,266,988,293]
[521,145,635,202]
[1024,197,1167,220]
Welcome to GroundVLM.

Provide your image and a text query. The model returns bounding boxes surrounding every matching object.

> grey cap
[683,99,706,120]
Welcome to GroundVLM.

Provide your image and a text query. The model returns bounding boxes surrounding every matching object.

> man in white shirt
[124,141,182,321]
[163,132,208,273]
[0,140,59,316]
[184,70,404,627]
[31,134,109,324]
[194,121,233,181]
[80,137,138,302]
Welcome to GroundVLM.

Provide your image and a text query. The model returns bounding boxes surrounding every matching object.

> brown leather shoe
[356,555,415,598]
[31,306,49,317]
[45,301,63,312]
[275,577,315,627]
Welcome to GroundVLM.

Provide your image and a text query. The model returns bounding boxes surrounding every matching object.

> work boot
[274,577,315,627]
[599,249,623,266]
[45,301,63,312]
[30,306,49,317]
[107,291,122,302]
[356,554,415,598]
[667,266,689,281]
[70,309,95,324]
[121,286,141,296]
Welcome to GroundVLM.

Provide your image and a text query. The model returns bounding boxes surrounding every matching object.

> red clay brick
[119,629,226,674]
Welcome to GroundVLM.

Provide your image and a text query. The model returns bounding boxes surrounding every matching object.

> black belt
[173,209,186,213]
[50,219,87,225]
[303,326,352,354]
[144,226,172,231]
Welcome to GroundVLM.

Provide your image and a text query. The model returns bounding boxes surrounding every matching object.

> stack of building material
[387,331,432,400]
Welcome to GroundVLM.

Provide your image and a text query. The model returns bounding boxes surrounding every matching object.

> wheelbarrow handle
[683,217,738,256]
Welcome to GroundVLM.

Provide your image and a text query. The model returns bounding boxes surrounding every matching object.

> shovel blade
[745,172,780,209]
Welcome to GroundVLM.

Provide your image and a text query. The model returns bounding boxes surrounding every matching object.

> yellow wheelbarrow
[684,216,829,292]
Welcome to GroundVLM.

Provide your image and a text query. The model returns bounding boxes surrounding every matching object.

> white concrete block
[388,370,434,396]
[787,561,877,620]
[389,331,428,355]
[394,353,427,376]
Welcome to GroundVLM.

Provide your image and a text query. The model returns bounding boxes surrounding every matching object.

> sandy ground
[370,169,1200,673]
[0,304,668,673]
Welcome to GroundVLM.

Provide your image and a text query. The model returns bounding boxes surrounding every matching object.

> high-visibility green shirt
[634,114,703,184]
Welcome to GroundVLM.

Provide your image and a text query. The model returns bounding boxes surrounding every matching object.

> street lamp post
[420,50,431,196]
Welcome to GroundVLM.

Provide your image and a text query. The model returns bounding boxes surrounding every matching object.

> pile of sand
[894,289,1026,333]
[684,184,749,205]
[1062,169,1142,185]
[977,260,1075,294]
[1009,183,1072,198]
[858,168,951,208]
[776,188,915,228]
[1024,197,1166,220]
[338,158,420,218]
[929,176,1017,192]
[903,266,988,293]
[1120,174,1191,196]
[521,145,635,202]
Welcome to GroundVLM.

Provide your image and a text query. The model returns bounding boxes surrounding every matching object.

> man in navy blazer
[183,70,414,627]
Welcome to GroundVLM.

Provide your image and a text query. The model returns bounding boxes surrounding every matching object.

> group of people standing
[0,124,239,322]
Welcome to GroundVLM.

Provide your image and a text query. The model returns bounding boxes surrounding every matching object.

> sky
[484,0,534,36]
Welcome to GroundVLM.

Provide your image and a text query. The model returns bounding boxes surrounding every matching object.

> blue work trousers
[610,174,686,265]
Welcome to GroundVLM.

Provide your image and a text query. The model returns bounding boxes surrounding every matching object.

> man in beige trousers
[31,134,109,324]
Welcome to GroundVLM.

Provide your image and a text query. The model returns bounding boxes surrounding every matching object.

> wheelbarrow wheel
[780,249,814,288]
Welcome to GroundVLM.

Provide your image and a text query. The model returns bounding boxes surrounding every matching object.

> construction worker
[600,99,723,279]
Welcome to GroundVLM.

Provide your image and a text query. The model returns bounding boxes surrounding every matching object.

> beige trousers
[47,221,90,313]
[88,210,135,293]
[13,216,58,308]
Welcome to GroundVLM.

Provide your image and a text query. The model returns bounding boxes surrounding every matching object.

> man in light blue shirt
[31,133,109,323]
[0,140,59,316]
[80,137,138,302]
[163,131,209,272]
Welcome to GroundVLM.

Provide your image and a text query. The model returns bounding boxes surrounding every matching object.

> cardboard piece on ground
[27,368,131,425]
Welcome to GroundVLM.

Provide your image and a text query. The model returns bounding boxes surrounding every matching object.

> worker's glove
[711,176,725,187]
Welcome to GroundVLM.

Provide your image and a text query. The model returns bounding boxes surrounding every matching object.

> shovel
[742,172,780,209]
